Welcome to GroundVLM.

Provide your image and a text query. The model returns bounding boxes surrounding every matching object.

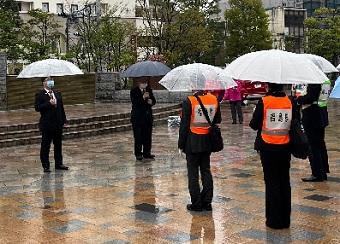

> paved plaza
[0,100,339,243]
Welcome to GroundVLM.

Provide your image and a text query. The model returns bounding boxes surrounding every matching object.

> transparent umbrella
[159,63,236,91]
[300,53,338,73]
[223,49,328,84]
[17,59,83,78]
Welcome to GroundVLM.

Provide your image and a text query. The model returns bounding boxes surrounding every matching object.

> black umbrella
[122,61,171,78]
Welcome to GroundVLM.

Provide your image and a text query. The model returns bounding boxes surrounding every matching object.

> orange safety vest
[188,93,218,134]
[261,96,292,144]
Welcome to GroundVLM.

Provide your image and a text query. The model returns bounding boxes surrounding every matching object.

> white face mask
[140,83,147,89]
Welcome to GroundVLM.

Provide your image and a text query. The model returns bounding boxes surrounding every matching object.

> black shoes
[186,203,212,212]
[186,204,203,212]
[55,165,69,170]
[143,154,155,159]
[43,168,51,173]
[203,203,212,211]
[136,154,155,161]
[136,155,143,161]
[301,176,324,182]
[232,121,236,124]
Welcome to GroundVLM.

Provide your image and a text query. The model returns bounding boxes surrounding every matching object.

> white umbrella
[300,53,338,73]
[223,49,328,84]
[159,63,236,91]
[337,63,340,70]
[17,59,83,78]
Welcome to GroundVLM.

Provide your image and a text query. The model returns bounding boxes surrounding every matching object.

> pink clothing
[223,80,242,101]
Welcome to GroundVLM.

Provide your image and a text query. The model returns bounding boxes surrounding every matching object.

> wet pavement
[0,100,339,243]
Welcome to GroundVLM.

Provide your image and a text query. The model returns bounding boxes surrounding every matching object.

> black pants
[132,122,152,157]
[260,151,291,229]
[303,126,329,178]
[186,152,213,207]
[230,100,243,123]
[40,127,63,169]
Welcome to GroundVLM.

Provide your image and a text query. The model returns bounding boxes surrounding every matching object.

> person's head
[41,76,54,90]
[265,82,283,92]
[137,76,148,89]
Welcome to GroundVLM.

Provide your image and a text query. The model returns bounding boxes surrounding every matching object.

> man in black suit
[35,76,69,173]
[296,83,329,182]
[130,77,156,161]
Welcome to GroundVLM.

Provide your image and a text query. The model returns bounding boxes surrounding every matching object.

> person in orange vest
[178,89,222,212]
[249,82,297,229]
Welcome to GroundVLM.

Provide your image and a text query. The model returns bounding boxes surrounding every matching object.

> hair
[267,82,283,92]
[41,77,47,83]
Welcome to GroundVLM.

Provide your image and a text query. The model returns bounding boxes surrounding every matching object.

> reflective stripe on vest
[318,80,330,107]
[261,96,292,145]
[188,94,218,134]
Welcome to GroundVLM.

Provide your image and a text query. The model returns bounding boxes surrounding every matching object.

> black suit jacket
[296,84,329,129]
[130,86,156,125]
[35,89,67,132]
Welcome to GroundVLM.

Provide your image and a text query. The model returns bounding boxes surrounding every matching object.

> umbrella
[158,63,236,91]
[223,49,328,84]
[122,61,171,78]
[330,76,340,98]
[17,59,83,78]
[300,53,338,73]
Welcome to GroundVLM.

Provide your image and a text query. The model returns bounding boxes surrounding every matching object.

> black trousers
[260,151,291,229]
[186,152,213,207]
[40,127,63,169]
[132,121,152,157]
[229,100,243,122]
[303,126,329,178]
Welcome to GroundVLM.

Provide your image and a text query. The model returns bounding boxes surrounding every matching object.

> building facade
[15,0,148,56]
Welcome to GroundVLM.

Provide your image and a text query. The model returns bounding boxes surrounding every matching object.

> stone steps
[0,104,181,148]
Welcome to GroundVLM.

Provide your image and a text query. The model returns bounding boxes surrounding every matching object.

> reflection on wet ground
[0,100,339,243]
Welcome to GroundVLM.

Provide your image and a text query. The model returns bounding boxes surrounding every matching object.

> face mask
[140,83,147,89]
[47,80,54,88]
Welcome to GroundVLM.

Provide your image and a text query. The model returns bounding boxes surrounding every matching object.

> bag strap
[194,94,212,125]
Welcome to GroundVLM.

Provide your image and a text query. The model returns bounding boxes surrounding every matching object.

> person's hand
[147,98,153,105]
[179,149,185,158]
[143,92,149,99]
[50,98,56,106]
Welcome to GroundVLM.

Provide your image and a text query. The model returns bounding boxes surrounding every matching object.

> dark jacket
[178,91,222,154]
[130,85,156,125]
[295,84,329,129]
[249,91,297,152]
[35,89,67,133]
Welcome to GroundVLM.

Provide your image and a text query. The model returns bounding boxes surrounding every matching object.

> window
[71,4,78,13]
[42,2,49,12]
[56,3,63,14]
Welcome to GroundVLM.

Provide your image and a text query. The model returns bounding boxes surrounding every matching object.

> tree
[0,0,23,62]
[69,5,137,72]
[20,9,61,62]
[224,0,272,62]
[137,0,220,66]
[304,7,340,66]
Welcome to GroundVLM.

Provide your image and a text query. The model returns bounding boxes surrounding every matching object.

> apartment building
[15,0,148,55]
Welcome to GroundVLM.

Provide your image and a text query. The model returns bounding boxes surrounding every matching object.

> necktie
[142,89,146,94]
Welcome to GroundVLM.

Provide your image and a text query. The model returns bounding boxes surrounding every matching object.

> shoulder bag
[289,118,309,159]
[194,94,224,153]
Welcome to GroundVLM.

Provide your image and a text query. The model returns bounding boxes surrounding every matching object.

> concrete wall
[6,73,96,110]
